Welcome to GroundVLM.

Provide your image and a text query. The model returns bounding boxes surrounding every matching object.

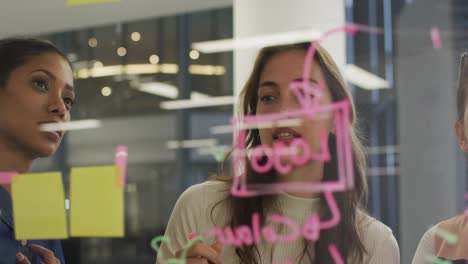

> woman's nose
[47,95,66,119]
[278,92,301,113]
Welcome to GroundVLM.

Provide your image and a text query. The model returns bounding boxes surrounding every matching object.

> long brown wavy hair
[212,42,368,263]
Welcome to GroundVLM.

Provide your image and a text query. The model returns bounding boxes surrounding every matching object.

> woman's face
[456,105,468,152]
[0,52,74,158]
[256,49,334,153]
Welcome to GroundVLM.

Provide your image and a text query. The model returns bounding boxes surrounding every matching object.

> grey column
[176,14,191,190]
[395,2,465,263]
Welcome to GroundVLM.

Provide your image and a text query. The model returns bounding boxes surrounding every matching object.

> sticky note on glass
[11,172,67,240]
[67,0,120,6]
[70,166,124,237]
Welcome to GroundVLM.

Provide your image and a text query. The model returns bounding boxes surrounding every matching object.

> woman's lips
[272,127,301,141]
[43,131,61,142]
[38,121,64,140]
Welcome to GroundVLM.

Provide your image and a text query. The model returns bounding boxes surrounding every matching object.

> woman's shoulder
[433,215,468,261]
[356,210,400,261]
[175,180,231,214]
[437,214,468,233]
[412,225,436,264]
[170,180,232,233]
[357,210,394,236]
[180,180,230,200]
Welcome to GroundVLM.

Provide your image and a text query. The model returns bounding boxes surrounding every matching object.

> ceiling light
[192,29,322,53]
[139,82,178,99]
[138,82,211,99]
[75,64,225,79]
[101,86,112,96]
[131,32,141,42]
[190,91,210,99]
[160,96,235,110]
[190,50,200,60]
[93,61,104,68]
[210,118,303,135]
[88,38,98,48]
[166,139,218,149]
[117,47,127,56]
[344,64,389,90]
[189,65,225,75]
[39,119,102,132]
[149,54,160,64]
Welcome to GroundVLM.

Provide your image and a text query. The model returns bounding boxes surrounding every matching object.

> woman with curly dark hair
[0,38,75,264]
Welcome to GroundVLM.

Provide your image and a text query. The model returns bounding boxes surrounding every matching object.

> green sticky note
[67,0,120,6]
[11,172,67,240]
[70,166,124,237]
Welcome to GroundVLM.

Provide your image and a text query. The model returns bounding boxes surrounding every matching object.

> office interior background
[0,0,467,263]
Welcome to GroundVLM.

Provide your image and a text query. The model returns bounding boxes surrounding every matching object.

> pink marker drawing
[188,232,197,240]
[430,27,442,49]
[205,190,339,246]
[329,243,345,264]
[0,171,17,185]
[114,145,128,188]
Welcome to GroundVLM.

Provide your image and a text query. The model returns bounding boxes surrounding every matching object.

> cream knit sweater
[156,181,400,264]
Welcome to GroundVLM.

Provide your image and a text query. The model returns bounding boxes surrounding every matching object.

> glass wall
[1,0,467,263]
[32,8,234,263]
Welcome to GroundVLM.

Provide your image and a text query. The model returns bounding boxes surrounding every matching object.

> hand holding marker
[173,233,222,264]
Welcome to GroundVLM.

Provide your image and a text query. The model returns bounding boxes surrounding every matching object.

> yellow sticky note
[70,166,124,237]
[11,172,67,240]
[67,0,120,6]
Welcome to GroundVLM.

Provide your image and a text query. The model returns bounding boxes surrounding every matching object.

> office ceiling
[0,0,232,37]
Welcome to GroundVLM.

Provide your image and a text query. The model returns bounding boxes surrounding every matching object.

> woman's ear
[455,121,468,152]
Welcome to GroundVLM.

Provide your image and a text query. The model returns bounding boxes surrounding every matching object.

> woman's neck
[278,161,324,198]
[0,140,33,193]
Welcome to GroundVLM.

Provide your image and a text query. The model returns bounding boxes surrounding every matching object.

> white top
[412,226,437,264]
[156,181,400,264]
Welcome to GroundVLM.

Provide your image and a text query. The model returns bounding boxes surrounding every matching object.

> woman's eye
[32,79,49,91]
[259,95,275,103]
[63,98,75,110]
[297,89,315,98]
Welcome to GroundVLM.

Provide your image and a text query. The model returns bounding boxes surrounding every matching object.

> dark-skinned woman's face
[0,52,75,158]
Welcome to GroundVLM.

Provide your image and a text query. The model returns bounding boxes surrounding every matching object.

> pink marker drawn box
[230,98,354,197]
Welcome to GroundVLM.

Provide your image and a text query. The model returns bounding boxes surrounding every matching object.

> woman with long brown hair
[156,42,399,264]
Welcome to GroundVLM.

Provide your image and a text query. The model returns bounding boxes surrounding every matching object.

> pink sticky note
[430,27,442,49]
[114,145,128,188]
[0,172,17,184]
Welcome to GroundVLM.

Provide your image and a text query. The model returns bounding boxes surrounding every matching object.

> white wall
[233,0,346,98]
